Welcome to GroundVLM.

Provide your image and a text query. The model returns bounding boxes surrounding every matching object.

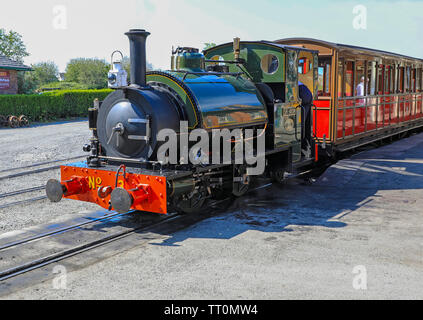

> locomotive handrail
[298,105,306,140]
[337,92,422,100]
[313,104,318,139]
[172,70,244,81]
[294,105,301,142]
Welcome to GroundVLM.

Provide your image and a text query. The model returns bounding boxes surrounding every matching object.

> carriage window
[411,68,416,92]
[317,57,331,97]
[298,58,312,74]
[389,66,394,93]
[417,68,422,92]
[367,61,376,95]
[405,67,411,92]
[393,65,398,93]
[398,67,404,93]
[337,60,344,98]
[385,66,391,93]
[377,65,385,95]
[355,60,366,96]
[344,61,354,97]
[261,54,279,75]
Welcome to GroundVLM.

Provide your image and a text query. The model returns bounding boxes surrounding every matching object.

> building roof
[0,55,32,71]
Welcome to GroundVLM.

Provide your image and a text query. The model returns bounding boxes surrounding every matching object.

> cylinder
[125,29,150,87]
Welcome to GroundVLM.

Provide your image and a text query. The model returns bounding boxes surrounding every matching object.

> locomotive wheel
[211,184,232,200]
[175,192,206,215]
[18,115,29,127]
[0,115,6,127]
[271,168,288,185]
[7,116,19,128]
[232,165,250,197]
[232,179,249,197]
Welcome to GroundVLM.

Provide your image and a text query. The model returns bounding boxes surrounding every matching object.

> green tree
[0,29,29,62]
[17,61,59,94]
[30,61,59,85]
[122,56,131,80]
[18,72,37,94]
[65,58,110,89]
[204,43,217,51]
[121,56,153,83]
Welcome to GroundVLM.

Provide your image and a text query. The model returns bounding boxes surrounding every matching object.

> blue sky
[1,0,422,71]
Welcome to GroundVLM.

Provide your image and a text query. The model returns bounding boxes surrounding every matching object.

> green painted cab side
[204,42,285,83]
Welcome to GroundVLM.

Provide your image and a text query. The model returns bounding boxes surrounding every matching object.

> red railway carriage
[276,38,423,152]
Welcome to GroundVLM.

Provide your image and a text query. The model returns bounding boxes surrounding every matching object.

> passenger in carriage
[356,76,365,97]
[356,77,368,106]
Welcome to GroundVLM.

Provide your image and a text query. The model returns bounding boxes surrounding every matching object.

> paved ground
[1,122,423,299]
[0,121,100,234]
[0,119,88,170]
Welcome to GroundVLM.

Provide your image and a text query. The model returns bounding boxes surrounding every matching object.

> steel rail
[0,196,47,210]
[0,213,181,281]
[0,211,131,251]
[0,166,63,181]
[0,186,45,199]
[0,163,331,282]
[0,155,85,174]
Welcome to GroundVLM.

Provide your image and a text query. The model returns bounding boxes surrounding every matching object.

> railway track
[0,186,48,210]
[0,157,330,283]
[0,155,85,174]
[0,186,45,199]
[0,182,271,283]
[0,156,86,209]
[0,196,47,210]
[0,212,181,281]
[0,211,129,251]
[0,155,85,181]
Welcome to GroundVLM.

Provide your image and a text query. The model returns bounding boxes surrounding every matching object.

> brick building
[0,56,32,94]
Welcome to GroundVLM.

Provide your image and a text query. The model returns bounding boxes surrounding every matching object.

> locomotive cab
[204,41,319,167]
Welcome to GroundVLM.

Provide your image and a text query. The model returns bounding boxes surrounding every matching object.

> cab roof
[203,40,319,55]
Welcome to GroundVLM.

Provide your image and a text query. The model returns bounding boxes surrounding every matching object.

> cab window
[298,58,312,74]
[317,57,331,97]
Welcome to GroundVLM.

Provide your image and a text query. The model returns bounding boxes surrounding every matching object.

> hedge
[0,89,112,122]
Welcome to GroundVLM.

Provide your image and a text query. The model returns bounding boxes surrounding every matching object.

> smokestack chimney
[125,29,150,87]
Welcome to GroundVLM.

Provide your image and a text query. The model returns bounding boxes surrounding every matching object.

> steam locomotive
[46,29,320,214]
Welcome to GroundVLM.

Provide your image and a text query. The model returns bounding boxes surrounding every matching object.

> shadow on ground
[152,136,423,246]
